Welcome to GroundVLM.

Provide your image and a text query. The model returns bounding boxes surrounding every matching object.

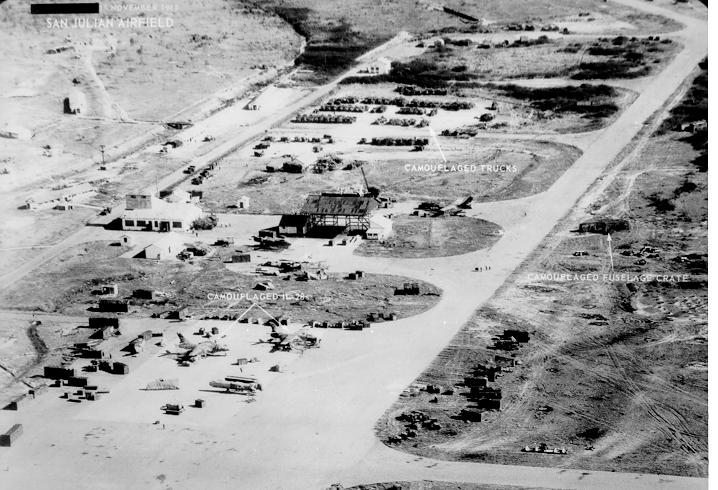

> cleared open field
[0,0,301,120]
[374,67,708,477]
[0,312,95,404]
[0,206,97,273]
[0,0,301,195]
[0,240,442,324]
[356,216,502,259]
[227,139,578,210]
[199,101,583,213]
[342,482,533,490]
[367,140,581,203]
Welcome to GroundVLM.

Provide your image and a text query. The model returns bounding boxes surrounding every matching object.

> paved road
[0,1,706,489]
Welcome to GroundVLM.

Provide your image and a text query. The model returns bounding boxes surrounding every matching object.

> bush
[192,215,218,230]
[647,194,675,213]
[489,83,620,121]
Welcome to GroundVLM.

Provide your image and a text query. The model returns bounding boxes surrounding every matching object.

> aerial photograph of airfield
[0,0,708,488]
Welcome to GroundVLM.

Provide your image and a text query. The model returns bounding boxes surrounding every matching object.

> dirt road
[0,33,412,293]
[0,1,706,489]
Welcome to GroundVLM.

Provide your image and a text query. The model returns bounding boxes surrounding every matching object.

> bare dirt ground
[0,1,301,173]
[339,482,537,490]
[365,140,582,204]
[375,67,707,477]
[0,0,304,280]
[0,240,441,324]
[648,0,708,20]
[0,0,706,488]
[180,66,628,221]
[0,311,104,416]
[356,216,502,259]
[0,207,97,273]
[204,140,581,213]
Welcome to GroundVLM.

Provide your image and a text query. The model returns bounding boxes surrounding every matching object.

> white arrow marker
[428,126,447,163]
[607,233,614,273]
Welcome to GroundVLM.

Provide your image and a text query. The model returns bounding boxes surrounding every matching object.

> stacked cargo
[0,424,23,447]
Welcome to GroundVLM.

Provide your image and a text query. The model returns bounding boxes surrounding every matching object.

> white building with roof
[134,232,185,260]
[164,188,197,204]
[64,89,87,114]
[121,193,203,232]
[366,57,392,75]
[366,214,392,240]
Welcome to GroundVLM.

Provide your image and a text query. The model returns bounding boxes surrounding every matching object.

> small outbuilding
[366,215,392,240]
[366,57,392,75]
[134,233,184,260]
[278,215,310,236]
[237,196,250,210]
[63,90,87,114]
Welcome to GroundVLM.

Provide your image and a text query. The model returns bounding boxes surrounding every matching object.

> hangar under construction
[298,193,378,234]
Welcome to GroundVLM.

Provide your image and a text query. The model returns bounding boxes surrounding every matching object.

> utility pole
[99,145,106,166]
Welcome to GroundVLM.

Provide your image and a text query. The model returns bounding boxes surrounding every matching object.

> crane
[360,166,380,198]
[422,2,480,24]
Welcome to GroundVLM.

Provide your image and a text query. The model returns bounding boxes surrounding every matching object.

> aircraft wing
[188,343,210,358]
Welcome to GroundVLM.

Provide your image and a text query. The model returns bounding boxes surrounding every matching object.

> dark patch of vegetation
[297,44,373,75]
[674,179,698,197]
[27,324,49,362]
[657,59,707,172]
[191,215,218,230]
[577,427,606,440]
[342,59,477,87]
[296,19,384,77]
[647,193,675,213]
[572,60,651,80]
[571,37,673,80]
[445,38,472,47]
[261,5,388,79]
[488,84,620,119]
[270,6,312,39]
[688,147,707,172]
[663,71,708,130]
